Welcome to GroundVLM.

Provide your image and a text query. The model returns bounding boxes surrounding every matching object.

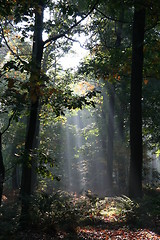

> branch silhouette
[43,0,99,46]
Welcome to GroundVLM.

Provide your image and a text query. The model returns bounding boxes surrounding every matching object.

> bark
[0,113,15,205]
[12,165,20,190]
[20,1,44,222]
[106,9,124,194]
[31,116,40,193]
[19,0,99,222]
[129,6,145,198]
[0,133,5,206]
[106,84,115,193]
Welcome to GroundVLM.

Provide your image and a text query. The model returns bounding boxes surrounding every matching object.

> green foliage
[36,148,57,179]
[143,79,160,148]
[0,0,16,17]
[0,190,160,238]
[41,83,98,118]
[115,196,139,224]
[28,191,89,233]
[0,200,20,239]
[0,0,160,231]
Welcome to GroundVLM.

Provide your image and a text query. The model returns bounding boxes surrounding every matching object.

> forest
[0,0,160,239]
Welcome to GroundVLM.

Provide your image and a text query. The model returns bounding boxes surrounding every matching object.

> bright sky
[60,34,89,70]
[43,30,89,69]
[43,9,89,70]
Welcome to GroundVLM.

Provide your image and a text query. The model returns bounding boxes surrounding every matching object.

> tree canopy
[0,0,160,238]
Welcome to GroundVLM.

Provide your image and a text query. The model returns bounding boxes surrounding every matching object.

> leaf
[144,79,149,85]
[155,149,160,157]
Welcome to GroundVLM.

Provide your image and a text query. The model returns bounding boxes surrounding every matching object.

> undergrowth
[0,189,160,239]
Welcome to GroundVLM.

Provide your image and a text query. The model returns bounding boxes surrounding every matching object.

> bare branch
[64,35,88,50]
[43,0,99,46]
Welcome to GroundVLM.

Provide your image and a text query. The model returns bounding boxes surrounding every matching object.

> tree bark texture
[106,84,115,193]
[129,6,145,198]
[20,1,44,221]
[0,133,5,206]
[106,9,124,194]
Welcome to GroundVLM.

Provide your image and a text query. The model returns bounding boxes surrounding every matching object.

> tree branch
[95,7,132,24]
[145,19,160,32]
[43,0,99,46]
[0,24,28,66]
[64,35,88,50]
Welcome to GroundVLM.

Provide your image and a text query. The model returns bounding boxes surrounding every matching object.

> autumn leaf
[144,79,149,85]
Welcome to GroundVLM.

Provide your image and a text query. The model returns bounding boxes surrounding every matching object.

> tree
[20,1,44,221]
[0,133,5,206]
[6,0,99,223]
[129,4,145,198]
[0,0,99,212]
[0,112,15,205]
[78,0,133,194]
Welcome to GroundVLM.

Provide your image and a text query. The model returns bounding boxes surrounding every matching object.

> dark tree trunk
[20,1,44,222]
[21,100,39,194]
[31,116,40,193]
[12,165,20,190]
[20,100,40,220]
[0,133,5,206]
[106,10,124,194]
[129,6,145,198]
[106,84,115,193]
[0,112,16,204]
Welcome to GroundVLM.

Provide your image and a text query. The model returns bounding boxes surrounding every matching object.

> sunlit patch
[77,227,160,240]
[71,81,95,96]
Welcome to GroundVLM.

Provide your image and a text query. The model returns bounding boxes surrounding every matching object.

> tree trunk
[0,133,5,206]
[106,9,124,194]
[20,1,44,223]
[129,6,145,198]
[106,84,115,194]
[12,164,20,190]
[31,116,40,193]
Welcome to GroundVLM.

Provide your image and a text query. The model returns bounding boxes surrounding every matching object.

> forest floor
[0,188,160,239]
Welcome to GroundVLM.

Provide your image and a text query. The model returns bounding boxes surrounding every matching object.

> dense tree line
[0,0,160,228]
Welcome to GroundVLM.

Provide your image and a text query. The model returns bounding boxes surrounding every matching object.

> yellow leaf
[156,149,160,157]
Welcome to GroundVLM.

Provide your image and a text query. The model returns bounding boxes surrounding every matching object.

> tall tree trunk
[20,1,44,222]
[0,133,5,206]
[106,9,124,194]
[12,165,20,190]
[129,5,145,198]
[0,112,15,204]
[106,84,115,193]
[31,116,40,193]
